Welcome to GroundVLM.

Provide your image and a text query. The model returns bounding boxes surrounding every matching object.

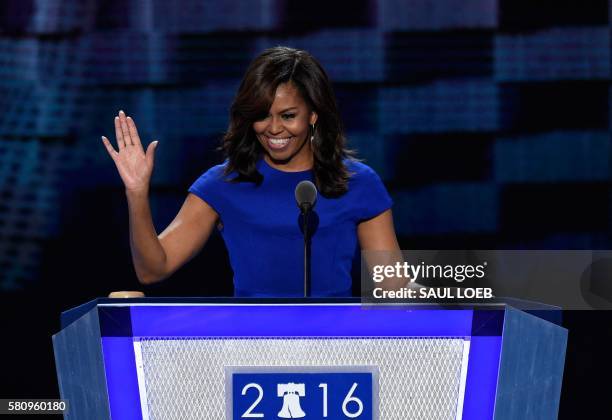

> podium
[53,298,567,419]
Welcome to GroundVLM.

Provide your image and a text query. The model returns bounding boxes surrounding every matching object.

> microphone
[295,180,317,297]
[295,180,317,213]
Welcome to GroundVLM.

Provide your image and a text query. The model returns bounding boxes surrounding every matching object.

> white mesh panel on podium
[136,337,466,420]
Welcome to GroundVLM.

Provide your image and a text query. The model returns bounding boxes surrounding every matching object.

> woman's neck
[263,149,313,173]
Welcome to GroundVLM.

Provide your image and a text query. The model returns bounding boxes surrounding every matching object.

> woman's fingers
[126,116,142,148]
[114,116,126,150]
[119,110,132,146]
[101,136,118,159]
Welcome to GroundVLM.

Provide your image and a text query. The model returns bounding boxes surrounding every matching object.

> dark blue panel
[99,306,133,337]
[386,31,494,82]
[152,0,280,32]
[392,183,499,235]
[494,132,610,183]
[377,0,497,30]
[499,0,608,30]
[167,34,255,82]
[500,82,609,133]
[387,132,494,187]
[94,0,131,30]
[280,0,375,31]
[495,28,610,81]
[500,183,610,236]
[471,309,504,336]
[335,84,379,131]
[378,81,499,134]
[0,0,35,33]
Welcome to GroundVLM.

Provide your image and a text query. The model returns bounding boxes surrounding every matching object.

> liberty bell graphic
[277,383,306,418]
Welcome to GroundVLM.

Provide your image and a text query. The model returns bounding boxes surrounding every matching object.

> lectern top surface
[59,297,561,332]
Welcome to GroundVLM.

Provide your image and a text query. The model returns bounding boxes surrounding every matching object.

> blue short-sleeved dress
[189,158,392,297]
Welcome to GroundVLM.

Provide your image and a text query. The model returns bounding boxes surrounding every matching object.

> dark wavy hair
[221,46,354,197]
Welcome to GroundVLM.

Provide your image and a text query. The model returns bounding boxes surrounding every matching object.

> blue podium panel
[52,299,567,420]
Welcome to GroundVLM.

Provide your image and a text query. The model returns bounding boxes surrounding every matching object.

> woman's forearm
[126,189,168,284]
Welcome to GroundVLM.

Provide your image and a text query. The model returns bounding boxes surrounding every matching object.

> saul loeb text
[372,286,494,300]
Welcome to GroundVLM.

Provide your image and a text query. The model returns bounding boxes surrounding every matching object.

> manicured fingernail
[101,136,105,141]
[119,110,125,116]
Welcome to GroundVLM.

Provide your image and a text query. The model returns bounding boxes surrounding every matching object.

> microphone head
[295,180,317,211]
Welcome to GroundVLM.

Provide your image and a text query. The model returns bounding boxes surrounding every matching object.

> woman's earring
[310,124,315,143]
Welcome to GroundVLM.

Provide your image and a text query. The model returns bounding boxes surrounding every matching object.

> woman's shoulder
[190,161,232,191]
[341,158,392,217]
[344,158,382,182]
[196,161,231,181]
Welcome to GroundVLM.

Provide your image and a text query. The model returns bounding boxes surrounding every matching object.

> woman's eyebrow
[276,107,298,113]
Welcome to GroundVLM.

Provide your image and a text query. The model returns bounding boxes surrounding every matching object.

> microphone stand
[295,180,317,298]
[301,204,312,297]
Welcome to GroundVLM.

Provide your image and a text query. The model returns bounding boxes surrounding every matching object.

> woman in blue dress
[101,46,401,297]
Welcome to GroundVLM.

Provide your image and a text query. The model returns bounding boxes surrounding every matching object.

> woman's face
[253,83,318,171]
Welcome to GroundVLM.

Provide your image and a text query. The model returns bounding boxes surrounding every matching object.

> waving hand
[101,110,158,194]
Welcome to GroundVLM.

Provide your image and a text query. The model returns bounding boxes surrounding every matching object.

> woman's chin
[264,143,297,162]
[266,150,292,164]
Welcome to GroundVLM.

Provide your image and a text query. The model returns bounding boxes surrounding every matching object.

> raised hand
[102,110,158,194]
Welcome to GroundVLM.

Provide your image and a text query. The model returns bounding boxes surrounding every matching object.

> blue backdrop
[1,0,610,293]
[0,1,611,416]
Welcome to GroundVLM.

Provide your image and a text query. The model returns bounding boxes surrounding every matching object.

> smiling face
[253,83,318,172]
